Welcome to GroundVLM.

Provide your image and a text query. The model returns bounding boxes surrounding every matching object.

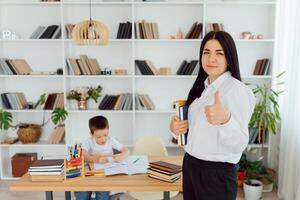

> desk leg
[163,191,170,200]
[65,191,71,200]
[46,191,53,200]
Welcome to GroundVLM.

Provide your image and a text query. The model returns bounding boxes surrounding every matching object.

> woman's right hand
[170,115,188,136]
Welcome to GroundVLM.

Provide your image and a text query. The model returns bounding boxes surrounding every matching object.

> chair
[127,136,179,200]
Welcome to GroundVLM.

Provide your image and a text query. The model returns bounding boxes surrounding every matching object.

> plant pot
[237,171,246,187]
[77,100,88,110]
[17,124,42,144]
[243,179,263,200]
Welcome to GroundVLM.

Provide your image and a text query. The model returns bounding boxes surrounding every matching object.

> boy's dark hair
[89,115,109,134]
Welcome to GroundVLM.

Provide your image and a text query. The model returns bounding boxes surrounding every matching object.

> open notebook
[94,155,149,176]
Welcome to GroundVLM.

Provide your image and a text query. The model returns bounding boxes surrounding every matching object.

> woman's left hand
[204,91,231,125]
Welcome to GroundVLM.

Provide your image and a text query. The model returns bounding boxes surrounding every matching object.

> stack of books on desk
[148,161,182,183]
[28,159,64,182]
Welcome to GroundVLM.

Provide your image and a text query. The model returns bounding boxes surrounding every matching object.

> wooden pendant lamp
[72,0,109,45]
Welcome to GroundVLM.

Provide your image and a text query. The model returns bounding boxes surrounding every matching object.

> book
[93,156,149,176]
[149,161,182,173]
[148,173,181,183]
[30,159,64,169]
[174,100,188,146]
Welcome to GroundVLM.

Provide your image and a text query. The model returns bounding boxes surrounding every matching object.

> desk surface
[10,156,183,192]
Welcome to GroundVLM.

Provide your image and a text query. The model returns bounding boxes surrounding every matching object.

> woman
[170,31,255,200]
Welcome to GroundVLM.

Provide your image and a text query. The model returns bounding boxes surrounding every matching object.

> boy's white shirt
[81,136,123,156]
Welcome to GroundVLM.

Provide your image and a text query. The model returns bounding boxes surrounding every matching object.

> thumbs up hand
[204,91,231,125]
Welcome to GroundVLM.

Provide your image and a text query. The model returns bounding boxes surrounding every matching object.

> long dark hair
[186,31,241,106]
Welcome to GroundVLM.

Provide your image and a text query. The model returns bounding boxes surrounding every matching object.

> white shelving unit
[0,0,276,179]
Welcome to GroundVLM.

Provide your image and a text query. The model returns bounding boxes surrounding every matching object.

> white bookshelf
[0,0,276,179]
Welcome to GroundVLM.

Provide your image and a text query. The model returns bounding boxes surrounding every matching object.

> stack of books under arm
[29,159,64,182]
[148,161,182,183]
[30,24,61,39]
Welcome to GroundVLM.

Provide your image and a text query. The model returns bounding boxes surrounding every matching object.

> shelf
[0,75,63,78]
[242,75,272,79]
[1,177,19,181]
[65,75,133,78]
[0,39,63,43]
[68,110,133,114]
[248,144,270,148]
[63,1,132,6]
[134,1,204,6]
[0,140,66,147]
[134,39,202,42]
[135,75,197,78]
[135,110,175,113]
[206,1,276,5]
[2,109,54,113]
[64,39,132,43]
[0,2,60,6]
[234,39,274,43]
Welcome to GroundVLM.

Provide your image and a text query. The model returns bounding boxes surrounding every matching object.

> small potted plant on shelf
[248,72,284,146]
[0,107,68,144]
[67,85,102,110]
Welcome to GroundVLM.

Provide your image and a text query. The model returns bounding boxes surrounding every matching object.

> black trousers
[183,153,237,200]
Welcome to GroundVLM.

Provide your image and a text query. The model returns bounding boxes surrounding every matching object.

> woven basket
[17,124,42,144]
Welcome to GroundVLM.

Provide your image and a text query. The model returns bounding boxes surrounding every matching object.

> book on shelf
[176,60,198,75]
[185,22,203,39]
[66,55,101,75]
[98,93,133,110]
[30,24,61,39]
[65,24,75,39]
[1,92,28,110]
[48,125,65,144]
[135,60,160,75]
[43,93,64,110]
[135,94,155,110]
[135,20,160,39]
[0,58,33,75]
[253,58,270,75]
[148,161,182,183]
[206,23,224,33]
[117,21,132,39]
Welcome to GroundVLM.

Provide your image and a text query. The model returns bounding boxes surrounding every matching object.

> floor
[1,180,281,200]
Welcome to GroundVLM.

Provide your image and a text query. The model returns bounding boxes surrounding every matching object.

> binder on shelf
[174,100,188,146]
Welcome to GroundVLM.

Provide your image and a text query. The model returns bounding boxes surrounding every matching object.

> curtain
[273,0,300,199]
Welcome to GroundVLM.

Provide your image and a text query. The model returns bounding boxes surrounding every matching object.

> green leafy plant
[237,153,247,172]
[248,72,285,143]
[0,107,68,131]
[33,93,46,109]
[67,85,102,103]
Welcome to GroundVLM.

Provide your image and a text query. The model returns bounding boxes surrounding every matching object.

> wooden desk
[10,156,183,200]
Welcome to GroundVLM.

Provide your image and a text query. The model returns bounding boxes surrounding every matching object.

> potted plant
[243,159,265,200]
[237,154,247,187]
[248,72,284,145]
[67,85,102,110]
[0,107,68,144]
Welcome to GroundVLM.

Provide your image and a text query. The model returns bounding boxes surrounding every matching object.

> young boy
[75,115,129,200]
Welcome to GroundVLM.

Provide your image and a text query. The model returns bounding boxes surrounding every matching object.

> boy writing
[75,115,129,200]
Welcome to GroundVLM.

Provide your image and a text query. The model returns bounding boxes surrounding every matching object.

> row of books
[65,24,75,39]
[185,22,203,39]
[135,21,160,39]
[253,58,270,75]
[30,25,61,39]
[117,22,132,39]
[98,93,133,110]
[48,125,65,144]
[0,58,32,75]
[176,60,199,75]
[1,93,28,110]
[206,23,225,32]
[29,159,64,182]
[135,94,155,110]
[148,161,182,183]
[135,60,159,75]
[44,93,64,110]
[66,55,101,75]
